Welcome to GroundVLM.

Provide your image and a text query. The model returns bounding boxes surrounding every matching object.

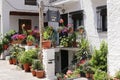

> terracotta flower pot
[3,44,9,50]
[42,40,51,49]
[27,41,33,46]
[12,58,17,65]
[36,70,44,78]
[9,59,13,64]
[23,63,30,72]
[79,29,84,34]
[31,69,36,76]
[86,73,90,78]
[57,77,62,80]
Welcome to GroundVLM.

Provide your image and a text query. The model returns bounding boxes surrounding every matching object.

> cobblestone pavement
[0,60,46,80]
[0,60,88,80]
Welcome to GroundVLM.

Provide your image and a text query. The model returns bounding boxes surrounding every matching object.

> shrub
[90,41,108,72]
[93,70,108,80]
[115,71,120,79]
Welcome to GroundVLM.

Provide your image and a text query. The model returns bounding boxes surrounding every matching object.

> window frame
[25,0,37,6]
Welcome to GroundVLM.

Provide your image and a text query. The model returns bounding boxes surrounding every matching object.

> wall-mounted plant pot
[42,40,51,49]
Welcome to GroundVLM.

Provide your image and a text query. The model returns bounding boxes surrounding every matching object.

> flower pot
[12,58,17,65]
[31,69,36,76]
[90,74,94,80]
[27,41,33,46]
[79,29,84,34]
[86,73,90,78]
[36,70,44,78]
[23,63,30,72]
[57,77,62,80]
[42,40,51,49]
[9,59,13,64]
[12,40,18,44]
[3,44,9,50]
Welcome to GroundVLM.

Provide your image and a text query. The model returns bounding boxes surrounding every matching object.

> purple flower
[11,34,19,40]
[62,27,68,33]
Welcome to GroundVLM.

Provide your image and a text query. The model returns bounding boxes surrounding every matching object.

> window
[69,10,84,31]
[97,6,107,32]
[25,0,37,5]
[49,0,57,3]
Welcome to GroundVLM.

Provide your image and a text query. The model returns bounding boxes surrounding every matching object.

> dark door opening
[19,19,32,33]
[101,9,107,31]
[60,14,68,26]
[69,11,83,31]
[61,50,68,74]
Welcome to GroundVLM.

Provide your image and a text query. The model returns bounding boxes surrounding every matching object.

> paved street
[0,60,46,80]
[0,60,88,80]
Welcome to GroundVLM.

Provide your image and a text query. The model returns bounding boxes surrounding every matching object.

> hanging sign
[47,9,60,22]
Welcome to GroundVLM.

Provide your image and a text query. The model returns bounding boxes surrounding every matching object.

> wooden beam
[10,11,39,16]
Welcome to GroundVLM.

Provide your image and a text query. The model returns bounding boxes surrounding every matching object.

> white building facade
[0,0,119,77]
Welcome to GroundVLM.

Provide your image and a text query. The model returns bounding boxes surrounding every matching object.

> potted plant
[93,70,108,80]
[26,35,35,46]
[5,30,16,43]
[59,36,69,47]
[75,38,91,63]
[31,60,37,76]
[20,49,38,72]
[56,73,64,80]
[34,60,44,78]
[42,26,53,49]
[8,55,13,64]
[9,45,25,65]
[77,26,84,34]
[2,38,9,50]
[114,71,120,80]
[0,41,3,54]
[20,52,32,72]
[83,61,93,78]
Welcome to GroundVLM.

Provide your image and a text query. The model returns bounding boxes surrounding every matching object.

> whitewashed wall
[10,16,39,32]
[1,0,39,34]
[4,0,38,12]
[0,0,2,14]
[107,0,120,76]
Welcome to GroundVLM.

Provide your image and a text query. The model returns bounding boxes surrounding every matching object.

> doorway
[19,19,32,33]
[60,14,68,26]
[61,50,68,74]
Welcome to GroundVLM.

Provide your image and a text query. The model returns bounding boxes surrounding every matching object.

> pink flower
[64,74,68,79]
[67,23,73,27]
[59,19,64,23]
[66,70,73,75]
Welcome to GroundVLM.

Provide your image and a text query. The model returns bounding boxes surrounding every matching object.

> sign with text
[47,10,60,22]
